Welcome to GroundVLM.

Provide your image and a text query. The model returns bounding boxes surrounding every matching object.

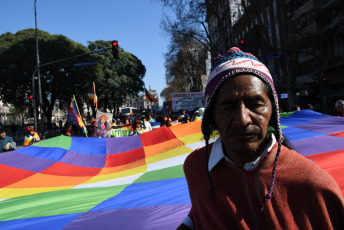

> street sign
[262,55,283,59]
[74,61,97,67]
[281,93,288,99]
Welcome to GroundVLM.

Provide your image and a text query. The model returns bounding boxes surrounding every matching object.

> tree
[0,29,98,128]
[161,33,207,100]
[87,40,146,116]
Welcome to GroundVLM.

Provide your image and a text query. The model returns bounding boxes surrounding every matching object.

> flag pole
[73,95,88,137]
[93,82,98,113]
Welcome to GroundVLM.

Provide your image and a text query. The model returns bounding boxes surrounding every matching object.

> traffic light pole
[31,47,111,137]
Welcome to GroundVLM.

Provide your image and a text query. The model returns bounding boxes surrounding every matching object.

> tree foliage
[158,0,213,101]
[0,29,98,127]
[87,40,146,116]
[161,34,207,100]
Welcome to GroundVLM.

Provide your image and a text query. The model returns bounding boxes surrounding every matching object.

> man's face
[212,74,272,157]
[336,104,344,114]
[30,130,35,135]
[0,132,5,139]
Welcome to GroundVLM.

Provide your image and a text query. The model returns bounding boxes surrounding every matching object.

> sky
[0,0,169,105]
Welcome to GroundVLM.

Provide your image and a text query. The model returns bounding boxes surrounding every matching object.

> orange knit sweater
[183,144,344,229]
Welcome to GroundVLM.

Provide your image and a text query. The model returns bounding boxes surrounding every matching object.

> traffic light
[28,95,33,104]
[111,40,119,59]
[320,73,327,88]
[239,38,245,49]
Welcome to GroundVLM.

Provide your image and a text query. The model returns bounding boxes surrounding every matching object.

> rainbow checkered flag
[67,96,88,135]
[88,82,98,105]
[144,88,157,104]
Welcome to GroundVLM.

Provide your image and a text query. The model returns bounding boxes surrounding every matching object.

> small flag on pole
[144,88,157,104]
[67,96,88,135]
[88,82,98,105]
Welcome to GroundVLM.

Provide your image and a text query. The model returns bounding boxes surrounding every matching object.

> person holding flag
[67,96,88,137]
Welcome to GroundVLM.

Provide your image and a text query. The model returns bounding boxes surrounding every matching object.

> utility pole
[34,0,45,136]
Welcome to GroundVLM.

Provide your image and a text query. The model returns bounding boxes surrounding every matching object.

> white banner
[171,92,205,112]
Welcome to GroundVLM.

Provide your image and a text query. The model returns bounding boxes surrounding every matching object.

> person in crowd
[0,129,16,153]
[291,105,301,111]
[197,107,205,120]
[148,115,155,122]
[178,110,187,122]
[88,118,96,137]
[23,126,40,147]
[117,118,123,126]
[191,110,199,121]
[160,114,172,127]
[128,117,134,125]
[182,114,191,124]
[62,122,72,136]
[141,115,152,132]
[129,119,145,136]
[123,118,130,125]
[178,47,344,229]
[59,120,63,129]
[331,100,344,117]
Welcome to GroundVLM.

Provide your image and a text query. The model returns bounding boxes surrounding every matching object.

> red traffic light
[29,95,33,100]
[111,40,119,59]
[240,39,245,45]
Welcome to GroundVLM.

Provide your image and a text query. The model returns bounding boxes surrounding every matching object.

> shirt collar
[208,134,276,171]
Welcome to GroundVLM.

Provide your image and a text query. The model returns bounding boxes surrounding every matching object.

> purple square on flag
[106,135,143,154]
[293,116,344,134]
[292,135,344,156]
[60,150,106,168]
[0,151,55,172]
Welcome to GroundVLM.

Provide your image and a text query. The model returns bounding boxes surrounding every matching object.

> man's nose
[234,104,252,127]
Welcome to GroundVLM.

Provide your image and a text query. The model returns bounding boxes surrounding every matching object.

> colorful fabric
[183,137,344,229]
[0,111,343,229]
[67,98,87,135]
[144,88,157,104]
[88,82,98,104]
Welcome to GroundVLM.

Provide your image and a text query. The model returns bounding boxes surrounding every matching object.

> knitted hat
[202,47,283,210]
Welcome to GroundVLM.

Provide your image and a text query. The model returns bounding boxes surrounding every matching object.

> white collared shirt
[208,134,276,171]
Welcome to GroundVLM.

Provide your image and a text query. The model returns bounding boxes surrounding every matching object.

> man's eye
[249,104,264,109]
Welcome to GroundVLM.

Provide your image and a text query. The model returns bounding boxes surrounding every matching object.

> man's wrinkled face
[0,132,5,139]
[212,74,273,156]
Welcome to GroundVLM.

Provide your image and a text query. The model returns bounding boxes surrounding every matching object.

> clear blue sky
[0,0,169,105]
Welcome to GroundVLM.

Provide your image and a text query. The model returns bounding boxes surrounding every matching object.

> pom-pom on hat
[202,47,283,210]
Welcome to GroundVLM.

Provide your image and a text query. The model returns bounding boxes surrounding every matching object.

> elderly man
[331,100,344,117]
[178,48,344,229]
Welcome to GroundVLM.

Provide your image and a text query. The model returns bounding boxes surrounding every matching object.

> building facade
[206,0,344,113]
[121,88,159,112]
